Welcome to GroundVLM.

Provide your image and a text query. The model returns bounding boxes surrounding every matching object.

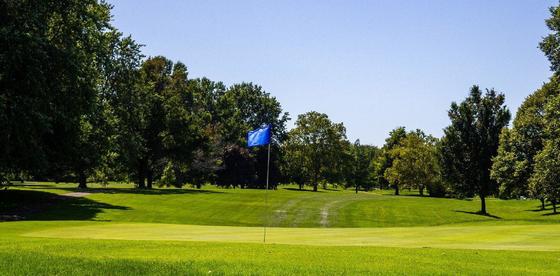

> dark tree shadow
[454,210,502,219]
[322,187,342,192]
[0,189,130,222]
[399,194,429,198]
[14,186,223,195]
[9,184,57,188]
[283,187,325,193]
[526,203,554,212]
[542,212,560,216]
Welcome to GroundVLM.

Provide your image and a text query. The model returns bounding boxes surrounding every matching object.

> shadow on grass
[542,211,560,216]
[283,187,325,193]
[9,184,57,188]
[454,210,502,219]
[399,194,429,198]
[15,185,223,195]
[0,189,129,222]
[526,203,554,212]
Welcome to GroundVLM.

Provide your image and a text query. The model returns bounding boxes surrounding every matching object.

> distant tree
[440,86,510,214]
[384,131,440,196]
[110,56,205,188]
[216,83,289,189]
[375,127,407,190]
[283,112,348,192]
[346,140,379,193]
[281,137,308,190]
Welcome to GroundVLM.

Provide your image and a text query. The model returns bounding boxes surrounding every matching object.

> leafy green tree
[375,127,407,190]
[181,78,226,188]
[215,83,289,189]
[384,131,440,196]
[110,56,205,188]
[540,3,560,74]
[491,129,530,199]
[441,85,510,214]
[283,112,348,192]
[491,79,560,207]
[0,0,125,187]
[281,137,308,190]
[529,91,560,213]
[530,139,560,213]
[346,140,379,193]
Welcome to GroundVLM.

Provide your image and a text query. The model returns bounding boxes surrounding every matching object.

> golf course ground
[1,182,560,275]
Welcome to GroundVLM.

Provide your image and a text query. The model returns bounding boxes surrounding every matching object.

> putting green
[24,222,560,251]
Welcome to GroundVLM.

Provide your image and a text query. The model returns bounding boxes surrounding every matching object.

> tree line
[2,1,560,215]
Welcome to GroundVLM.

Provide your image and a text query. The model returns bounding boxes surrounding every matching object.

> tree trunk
[313,172,318,192]
[540,198,546,210]
[419,185,424,196]
[146,169,153,189]
[480,195,487,214]
[553,200,557,214]
[355,185,359,194]
[77,170,87,189]
[299,183,303,190]
[196,183,202,189]
[394,184,399,195]
[137,161,146,189]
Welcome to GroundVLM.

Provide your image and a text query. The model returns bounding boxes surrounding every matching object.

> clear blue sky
[108,0,555,146]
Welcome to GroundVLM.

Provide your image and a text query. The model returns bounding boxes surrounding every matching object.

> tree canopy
[440,86,510,214]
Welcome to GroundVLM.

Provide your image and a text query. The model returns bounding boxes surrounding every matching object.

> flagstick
[264,142,271,243]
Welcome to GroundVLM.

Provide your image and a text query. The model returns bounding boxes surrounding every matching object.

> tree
[110,56,205,188]
[0,0,119,185]
[384,131,440,196]
[281,137,308,190]
[491,129,530,199]
[283,112,348,192]
[440,85,510,214]
[491,79,560,207]
[530,139,560,213]
[540,3,560,74]
[346,140,379,193]
[215,83,289,189]
[375,127,407,191]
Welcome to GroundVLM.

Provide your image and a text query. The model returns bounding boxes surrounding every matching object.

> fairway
[23,222,560,251]
[1,182,560,274]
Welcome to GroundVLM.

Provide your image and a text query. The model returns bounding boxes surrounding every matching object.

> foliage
[282,112,348,191]
[540,4,560,74]
[529,94,560,213]
[440,86,510,214]
[376,127,408,190]
[491,79,560,200]
[385,131,441,196]
[529,139,560,213]
[345,140,379,193]
[215,83,289,189]
[0,0,118,185]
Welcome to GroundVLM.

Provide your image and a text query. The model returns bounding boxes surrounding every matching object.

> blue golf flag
[247,125,271,147]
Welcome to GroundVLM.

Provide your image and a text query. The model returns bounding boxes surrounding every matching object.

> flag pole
[264,142,271,243]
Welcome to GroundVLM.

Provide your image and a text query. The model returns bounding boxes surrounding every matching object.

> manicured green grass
[1,182,559,274]
[10,182,559,227]
[1,229,560,275]
[22,222,560,251]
